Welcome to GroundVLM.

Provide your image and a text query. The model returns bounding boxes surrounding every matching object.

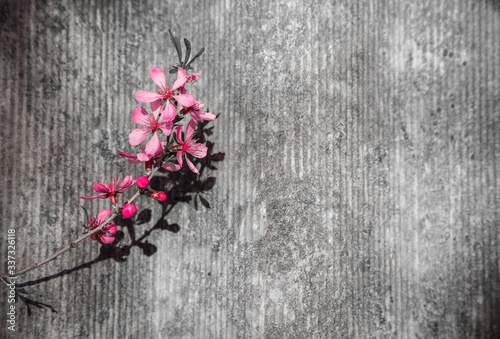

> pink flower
[128,103,172,159]
[172,120,207,174]
[121,204,137,219]
[179,73,200,94]
[181,100,216,121]
[135,67,195,122]
[136,176,150,189]
[80,175,136,205]
[89,209,117,244]
[119,140,167,170]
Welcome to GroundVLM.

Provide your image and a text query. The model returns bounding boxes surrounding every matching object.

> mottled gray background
[1,0,499,338]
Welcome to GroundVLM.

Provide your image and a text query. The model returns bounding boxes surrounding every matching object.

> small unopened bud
[148,191,167,202]
[122,203,137,218]
[137,176,150,189]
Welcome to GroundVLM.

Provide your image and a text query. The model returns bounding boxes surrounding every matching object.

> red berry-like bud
[150,191,167,202]
[137,176,149,189]
[122,203,137,219]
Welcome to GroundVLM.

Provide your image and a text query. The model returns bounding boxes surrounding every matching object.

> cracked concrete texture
[1,0,499,338]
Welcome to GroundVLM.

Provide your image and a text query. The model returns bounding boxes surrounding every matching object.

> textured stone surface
[0,0,499,338]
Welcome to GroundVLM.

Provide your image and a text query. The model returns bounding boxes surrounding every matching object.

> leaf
[169,29,183,64]
[183,38,192,67]
[185,47,205,68]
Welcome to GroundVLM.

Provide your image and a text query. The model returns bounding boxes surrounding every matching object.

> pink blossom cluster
[79,66,213,244]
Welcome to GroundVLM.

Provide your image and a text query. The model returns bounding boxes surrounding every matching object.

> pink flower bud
[122,203,137,219]
[136,176,150,189]
[149,191,167,202]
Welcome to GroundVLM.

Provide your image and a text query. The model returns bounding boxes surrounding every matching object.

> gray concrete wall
[1,0,499,338]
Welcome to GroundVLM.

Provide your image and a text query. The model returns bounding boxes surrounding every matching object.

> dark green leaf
[169,29,183,64]
[183,38,192,67]
[186,47,205,68]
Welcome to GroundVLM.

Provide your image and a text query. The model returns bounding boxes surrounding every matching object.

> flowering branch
[1,165,161,280]
[1,31,212,282]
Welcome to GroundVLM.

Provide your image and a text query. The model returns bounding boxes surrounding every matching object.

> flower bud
[136,176,150,189]
[149,191,167,202]
[122,203,137,219]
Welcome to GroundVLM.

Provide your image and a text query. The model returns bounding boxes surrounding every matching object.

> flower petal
[176,151,183,168]
[90,234,97,241]
[173,94,195,108]
[162,100,177,122]
[132,107,151,126]
[119,152,142,164]
[117,175,135,192]
[190,110,216,121]
[171,67,188,90]
[92,183,111,194]
[174,125,183,144]
[185,119,197,141]
[144,132,163,157]
[185,156,199,174]
[88,217,96,227]
[151,101,162,120]
[193,101,204,110]
[128,128,150,146]
[187,143,208,158]
[159,121,173,136]
[135,90,161,103]
[136,152,153,162]
[97,209,112,225]
[150,67,166,88]
[99,235,115,244]
[162,163,181,171]
[119,151,138,160]
[103,223,117,235]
